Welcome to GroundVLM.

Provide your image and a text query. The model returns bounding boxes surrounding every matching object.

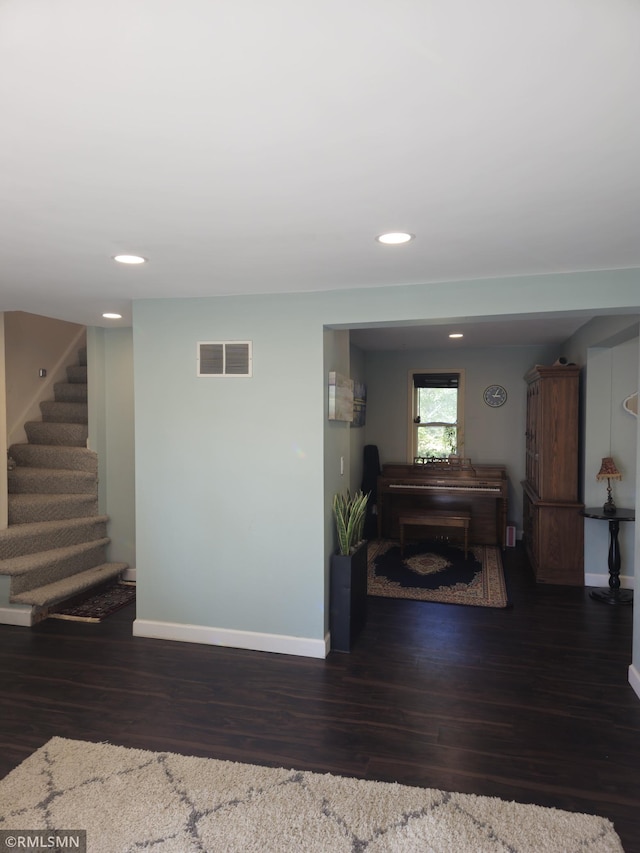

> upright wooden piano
[376,458,508,547]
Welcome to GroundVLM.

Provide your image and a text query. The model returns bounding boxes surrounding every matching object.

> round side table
[581,507,635,604]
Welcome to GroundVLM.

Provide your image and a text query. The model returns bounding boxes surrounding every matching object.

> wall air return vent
[197,341,252,377]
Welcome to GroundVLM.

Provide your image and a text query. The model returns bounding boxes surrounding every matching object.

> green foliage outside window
[415,388,458,458]
[417,387,457,423]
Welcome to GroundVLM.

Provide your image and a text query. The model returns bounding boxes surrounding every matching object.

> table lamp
[596,457,622,515]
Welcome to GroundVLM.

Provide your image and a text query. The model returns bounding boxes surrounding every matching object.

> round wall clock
[483,384,507,407]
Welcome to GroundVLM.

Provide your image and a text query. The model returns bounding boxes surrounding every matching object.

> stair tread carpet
[8,444,98,472]
[8,494,99,524]
[39,401,88,424]
[53,382,87,403]
[0,538,111,576]
[0,517,109,560]
[64,365,87,383]
[10,562,128,607]
[24,422,88,446]
[0,345,130,623]
[8,467,97,495]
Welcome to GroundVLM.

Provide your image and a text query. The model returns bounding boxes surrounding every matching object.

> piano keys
[376,459,508,547]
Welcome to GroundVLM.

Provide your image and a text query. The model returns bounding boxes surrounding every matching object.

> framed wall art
[328,371,354,422]
[351,381,367,428]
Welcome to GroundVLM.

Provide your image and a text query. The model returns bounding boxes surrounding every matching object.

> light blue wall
[87,327,136,569]
[324,328,352,639]
[584,356,638,643]
[563,317,638,587]
[129,269,640,663]
[326,268,640,328]
[104,328,136,568]
[582,342,638,583]
[538,314,640,690]
[563,315,640,365]
[133,295,326,644]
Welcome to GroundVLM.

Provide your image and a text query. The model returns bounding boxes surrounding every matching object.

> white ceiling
[348,312,599,351]
[1,0,638,341]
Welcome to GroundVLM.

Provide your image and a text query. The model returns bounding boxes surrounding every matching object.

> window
[408,370,464,461]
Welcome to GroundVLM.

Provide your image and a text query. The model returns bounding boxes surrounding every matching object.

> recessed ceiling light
[113,254,147,264]
[376,232,414,245]
[449,333,464,339]
[103,313,122,320]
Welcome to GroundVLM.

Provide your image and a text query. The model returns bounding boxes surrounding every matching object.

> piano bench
[399,510,471,558]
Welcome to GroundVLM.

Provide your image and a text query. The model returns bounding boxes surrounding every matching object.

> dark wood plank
[0,544,639,851]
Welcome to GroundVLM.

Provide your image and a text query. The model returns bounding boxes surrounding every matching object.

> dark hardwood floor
[1,544,639,851]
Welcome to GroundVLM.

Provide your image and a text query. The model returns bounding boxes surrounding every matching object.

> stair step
[0,347,130,617]
[65,365,87,384]
[54,382,87,403]
[9,444,98,472]
[39,401,88,424]
[8,494,99,524]
[2,539,110,595]
[24,422,88,446]
[8,467,97,495]
[11,562,128,608]
[0,516,109,561]
[0,346,129,617]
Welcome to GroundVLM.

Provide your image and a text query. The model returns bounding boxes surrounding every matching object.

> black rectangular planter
[329,540,368,652]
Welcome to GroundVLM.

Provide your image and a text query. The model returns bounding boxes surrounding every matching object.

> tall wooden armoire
[522,364,584,585]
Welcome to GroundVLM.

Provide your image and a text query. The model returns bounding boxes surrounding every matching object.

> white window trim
[406,368,465,463]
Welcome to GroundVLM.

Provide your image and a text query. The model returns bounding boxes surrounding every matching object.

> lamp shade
[596,457,622,481]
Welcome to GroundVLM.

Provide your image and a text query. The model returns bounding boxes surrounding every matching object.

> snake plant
[333,490,369,555]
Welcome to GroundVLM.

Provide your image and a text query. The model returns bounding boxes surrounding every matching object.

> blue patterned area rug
[368,539,509,608]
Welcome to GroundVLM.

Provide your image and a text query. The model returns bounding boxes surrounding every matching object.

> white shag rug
[0,737,625,853]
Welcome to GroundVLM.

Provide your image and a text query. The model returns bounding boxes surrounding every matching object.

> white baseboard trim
[584,572,634,590]
[133,618,329,659]
[122,567,136,582]
[629,664,640,702]
[0,605,33,627]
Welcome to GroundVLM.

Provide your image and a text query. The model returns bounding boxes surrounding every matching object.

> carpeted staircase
[0,348,128,624]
